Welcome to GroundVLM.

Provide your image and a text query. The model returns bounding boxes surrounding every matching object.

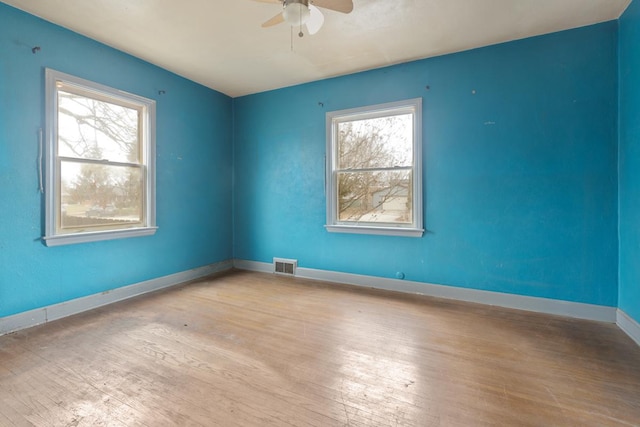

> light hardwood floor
[1,270,639,426]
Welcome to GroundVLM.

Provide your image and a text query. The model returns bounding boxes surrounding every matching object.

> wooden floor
[1,270,639,426]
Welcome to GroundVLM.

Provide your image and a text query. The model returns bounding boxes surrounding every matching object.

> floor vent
[273,258,297,276]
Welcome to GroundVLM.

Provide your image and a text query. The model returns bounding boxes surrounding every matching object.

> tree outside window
[57,91,142,229]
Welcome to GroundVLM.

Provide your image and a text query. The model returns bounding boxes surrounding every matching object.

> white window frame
[325,98,424,237]
[43,69,157,246]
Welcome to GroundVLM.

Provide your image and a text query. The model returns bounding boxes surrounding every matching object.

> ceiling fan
[253,0,354,36]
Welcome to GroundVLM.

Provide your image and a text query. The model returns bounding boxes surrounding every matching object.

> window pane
[57,90,140,163]
[338,114,413,170]
[337,170,412,223]
[60,161,143,229]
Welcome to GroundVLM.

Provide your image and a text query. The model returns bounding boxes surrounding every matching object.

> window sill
[325,224,424,238]
[43,226,158,247]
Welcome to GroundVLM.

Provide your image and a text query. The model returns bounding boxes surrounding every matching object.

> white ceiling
[2,0,631,97]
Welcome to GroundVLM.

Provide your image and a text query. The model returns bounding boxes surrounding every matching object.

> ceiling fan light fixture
[283,0,310,26]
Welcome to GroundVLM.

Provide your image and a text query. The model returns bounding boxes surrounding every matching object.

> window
[325,98,423,237]
[44,69,157,246]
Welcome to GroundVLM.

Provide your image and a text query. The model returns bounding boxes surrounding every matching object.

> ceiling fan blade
[312,0,353,14]
[262,12,285,27]
[306,5,325,35]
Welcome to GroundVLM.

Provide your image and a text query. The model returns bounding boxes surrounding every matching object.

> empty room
[1,0,640,425]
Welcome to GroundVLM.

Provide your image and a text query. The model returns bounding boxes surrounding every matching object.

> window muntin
[44,69,157,246]
[326,99,423,237]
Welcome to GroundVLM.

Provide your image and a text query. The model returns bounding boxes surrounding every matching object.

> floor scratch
[340,380,351,427]
[544,385,569,423]
[544,386,560,407]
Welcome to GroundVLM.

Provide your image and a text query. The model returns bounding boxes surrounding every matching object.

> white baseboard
[617,309,640,347]
[234,259,273,273]
[4,259,630,344]
[0,260,233,336]
[233,259,617,323]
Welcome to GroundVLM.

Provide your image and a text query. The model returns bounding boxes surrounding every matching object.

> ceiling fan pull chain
[298,4,304,37]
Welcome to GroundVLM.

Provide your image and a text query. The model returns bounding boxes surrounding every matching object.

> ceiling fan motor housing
[283,0,310,26]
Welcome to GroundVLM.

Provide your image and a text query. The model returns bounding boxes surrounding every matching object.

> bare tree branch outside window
[57,92,143,229]
[337,114,413,224]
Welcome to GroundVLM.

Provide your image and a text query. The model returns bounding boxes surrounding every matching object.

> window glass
[57,90,140,163]
[337,170,412,224]
[60,162,143,230]
[337,114,413,169]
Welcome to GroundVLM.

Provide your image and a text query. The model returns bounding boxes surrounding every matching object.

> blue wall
[0,4,233,317]
[233,22,619,306]
[619,0,640,323]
